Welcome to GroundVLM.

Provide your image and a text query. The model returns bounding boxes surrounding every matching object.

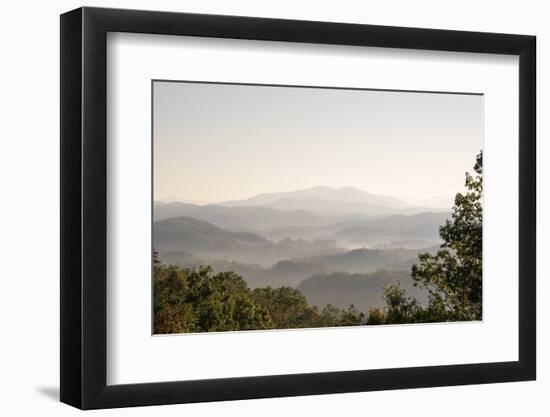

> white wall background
[0,0,545,415]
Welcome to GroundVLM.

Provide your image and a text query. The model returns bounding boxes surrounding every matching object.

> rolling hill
[154,201,334,229]
[153,215,271,253]
[297,271,428,313]
[330,212,450,244]
[298,246,437,274]
[154,216,343,266]
[258,212,448,246]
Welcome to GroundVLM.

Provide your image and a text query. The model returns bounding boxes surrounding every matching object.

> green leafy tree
[153,265,197,333]
[251,287,354,329]
[376,151,483,323]
[366,308,385,325]
[381,282,422,324]
[154,265,272,333]
[252,286,316,328]
[316,304,364,327]
[154,261,368,333]
[339,305,365,326]
[411,151,483,321]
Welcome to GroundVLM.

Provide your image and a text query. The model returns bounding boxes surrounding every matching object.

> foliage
[381,282,423,323]
[154,264,272,333]
[154,264,367,333]
[252,286,323,328]
[379,151,483,323]
[412,151,482,321]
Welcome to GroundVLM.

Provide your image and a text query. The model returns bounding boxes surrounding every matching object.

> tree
[381,282,422,324]
[154,265,272,333]
[153,265,197,333]
[252,286,323,329]
[411,151,483,321]
[376,151,483,323]
[153,248,161,265]
[366,307,385,325]
[339,305,365,326]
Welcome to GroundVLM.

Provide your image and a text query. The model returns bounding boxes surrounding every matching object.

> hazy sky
[153,81,483,208]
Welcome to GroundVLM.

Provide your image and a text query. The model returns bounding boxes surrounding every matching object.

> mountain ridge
[155,186,448,224]
[153,215,271,254]
[219,185,416,210]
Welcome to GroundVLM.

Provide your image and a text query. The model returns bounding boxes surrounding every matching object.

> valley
[154,186,449,314]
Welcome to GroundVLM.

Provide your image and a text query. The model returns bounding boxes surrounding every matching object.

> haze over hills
[221,186,414,208]
[154,203,448,248]
[330,212,449,244]
[299,245,439,274]
[155,186,447,228]
[297,271,428,312]
[154,201,334,229]
[154,212,442,287]
[257,213,447,246]
[218,186,442,216]
[153,186,450,313]
[154,215,270,254]
[158,244,436,290]
[154,215,343,266]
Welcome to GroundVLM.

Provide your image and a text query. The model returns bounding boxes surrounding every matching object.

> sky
[153,81,483,208]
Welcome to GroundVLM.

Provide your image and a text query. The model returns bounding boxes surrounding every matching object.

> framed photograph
[60,6,536,409]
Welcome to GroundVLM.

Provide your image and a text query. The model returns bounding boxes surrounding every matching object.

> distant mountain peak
[219,185,419,215]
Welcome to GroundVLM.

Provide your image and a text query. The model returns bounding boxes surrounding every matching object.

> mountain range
[154,186,450,313]
[154,202,332,229]
[155,215,342,266]
[221,185,413,208]
[154,212,442,271]
[155,186,447,224]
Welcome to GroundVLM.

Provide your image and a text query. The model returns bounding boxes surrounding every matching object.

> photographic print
[152,81,483,334]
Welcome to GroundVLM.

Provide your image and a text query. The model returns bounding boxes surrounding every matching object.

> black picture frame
[60,6,536,410]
